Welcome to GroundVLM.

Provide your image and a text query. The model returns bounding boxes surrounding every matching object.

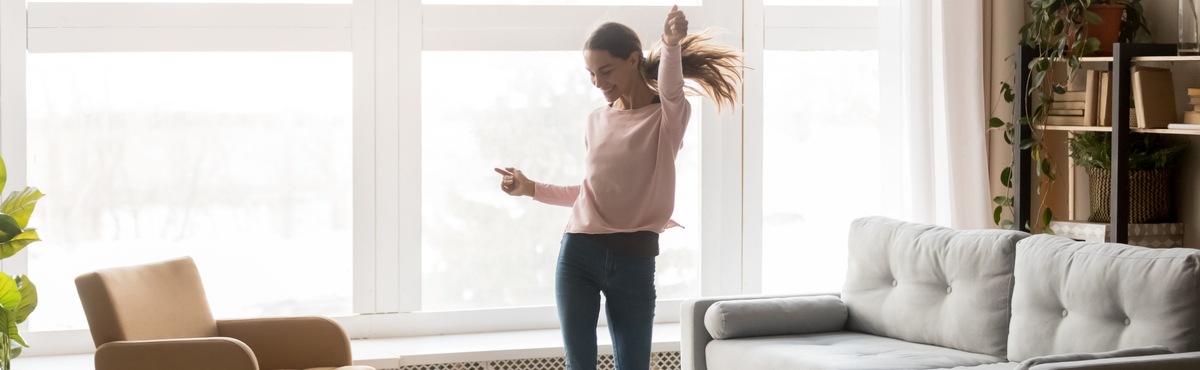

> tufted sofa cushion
[1007,234,1200,362]
[842,217,1029,358]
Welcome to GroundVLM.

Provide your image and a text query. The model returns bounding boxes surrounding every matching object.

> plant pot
[1087,167,1174,223]
[1086,4,1126,56]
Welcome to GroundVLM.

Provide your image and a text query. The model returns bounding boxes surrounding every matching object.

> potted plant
[1068,132,1185,223]
[0,156,43,370]
[990,0,1149,230]
[1088,0,1150,56]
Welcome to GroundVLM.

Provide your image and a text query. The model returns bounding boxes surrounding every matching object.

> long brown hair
[585,22,743,112]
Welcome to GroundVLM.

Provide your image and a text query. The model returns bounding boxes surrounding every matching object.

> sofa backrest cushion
[842,216,1029,358]
[1007,234,1200,361]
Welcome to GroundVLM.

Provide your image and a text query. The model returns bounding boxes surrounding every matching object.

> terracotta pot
[1086,4,1126,56]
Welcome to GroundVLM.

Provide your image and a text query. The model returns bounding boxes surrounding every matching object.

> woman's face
[584,49,640,103]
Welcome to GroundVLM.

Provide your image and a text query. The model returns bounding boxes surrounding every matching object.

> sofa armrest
[681,293,840,370]
[95,337,258,370]
[217,316,352,370]
[1029,352,1200,370]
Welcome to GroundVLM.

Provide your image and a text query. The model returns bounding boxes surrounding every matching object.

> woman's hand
[494,167,535,197]
[663,5,688,46]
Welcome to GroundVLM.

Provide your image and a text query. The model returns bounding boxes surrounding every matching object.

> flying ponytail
[642,29,743,112]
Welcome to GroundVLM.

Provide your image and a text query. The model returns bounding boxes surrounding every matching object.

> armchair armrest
[1030,352,1200,370]
[681,293,840,370]
[217,316,352,370]
[95,337,258,370]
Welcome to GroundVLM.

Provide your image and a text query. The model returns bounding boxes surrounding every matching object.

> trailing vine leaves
[991,0,1103,231]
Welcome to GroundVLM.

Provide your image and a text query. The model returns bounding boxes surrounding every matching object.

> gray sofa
[682,216,1200,370]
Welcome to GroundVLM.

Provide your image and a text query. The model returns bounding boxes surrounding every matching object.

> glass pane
[27,52,353,331]
[765,0,876,5]
[421,51,700,311]
[761,50,879,294]
[423,0,696,5]
[31,0,347,3]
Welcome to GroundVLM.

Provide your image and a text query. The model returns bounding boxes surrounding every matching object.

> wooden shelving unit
[1014,43,1181,243]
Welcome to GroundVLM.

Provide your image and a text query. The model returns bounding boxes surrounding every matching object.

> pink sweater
[533,43,690,234]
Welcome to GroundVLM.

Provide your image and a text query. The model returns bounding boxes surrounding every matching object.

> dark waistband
[564,231,659,257]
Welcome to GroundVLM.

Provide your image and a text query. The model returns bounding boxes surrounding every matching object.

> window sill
[13,323,682,369]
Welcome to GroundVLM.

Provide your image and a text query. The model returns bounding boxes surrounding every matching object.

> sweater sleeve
[658,42,691,146]
[532,182,579,207]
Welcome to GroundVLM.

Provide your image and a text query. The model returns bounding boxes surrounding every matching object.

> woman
[494,5,741,370]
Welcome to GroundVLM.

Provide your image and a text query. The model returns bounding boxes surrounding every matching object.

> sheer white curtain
[878,0,992,229]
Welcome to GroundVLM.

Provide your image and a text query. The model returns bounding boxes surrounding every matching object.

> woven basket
[1087,168,1174,223]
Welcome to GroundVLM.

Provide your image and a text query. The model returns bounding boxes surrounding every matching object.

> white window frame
[4,0,877,357]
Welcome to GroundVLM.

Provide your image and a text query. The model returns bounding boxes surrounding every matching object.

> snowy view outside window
[26,52,353,331]
[421,51,700,311]
[761,50,880,294]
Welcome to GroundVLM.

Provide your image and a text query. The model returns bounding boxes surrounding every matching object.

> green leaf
[1,310,27,348]
[0,273,18,313]
[1041,158,1055,180]
[14,275,36,324]
[1001,167,1012,188]
[993,206,1003,225]
[1000,219,1015,229]
[1043,207,1054,226]
[0,157,7,199]
[1019,138,1035,150]
[11,346,20,359]
[993,196,1006,205]
[0,187,43,230]
[0,215,22,244]
[1053,84,1066,95]
[989,117,1005,128]
[1083,10,1102,25]
[0,229,39,260]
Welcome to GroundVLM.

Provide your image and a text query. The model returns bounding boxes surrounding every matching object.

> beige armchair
[75,256,375,370]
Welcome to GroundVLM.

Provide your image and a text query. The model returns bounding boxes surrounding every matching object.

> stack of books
[1046,72,1091,126]
[1167,88,1200,130]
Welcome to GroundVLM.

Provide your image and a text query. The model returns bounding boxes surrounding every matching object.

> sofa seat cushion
[927,364,1017,370]
[705,331,1005,370]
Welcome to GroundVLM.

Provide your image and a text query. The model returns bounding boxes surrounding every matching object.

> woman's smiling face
[584,49,641,104]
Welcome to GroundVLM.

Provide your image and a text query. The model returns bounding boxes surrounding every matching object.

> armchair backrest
[75,256,220,347]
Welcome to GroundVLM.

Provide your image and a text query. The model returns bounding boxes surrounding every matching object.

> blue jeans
[556,232,657,370]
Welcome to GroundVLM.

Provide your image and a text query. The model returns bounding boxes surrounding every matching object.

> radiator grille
[389,351,680,370]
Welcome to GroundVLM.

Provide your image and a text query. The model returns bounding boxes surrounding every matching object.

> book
[1050,101,1087,110]
[1185,111,1200,124]
[1098,71,1112,126]
[1188,87,1200,96]
[1168,123,1200,130]
[1049,109,1085,116]
[1054,91,1087,102]
[1132,66,1177,129]
[1083,70,1099,126]
[1046,115,1087,126]
[1189,96,1200,105]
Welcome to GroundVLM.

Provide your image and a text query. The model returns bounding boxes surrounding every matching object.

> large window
[420,51,700,311]
[10,0,884,354]
[26,52,353,331]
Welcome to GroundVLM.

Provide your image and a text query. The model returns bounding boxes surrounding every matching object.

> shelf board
[1077,55,1200,63]
[1039,125,1200,135]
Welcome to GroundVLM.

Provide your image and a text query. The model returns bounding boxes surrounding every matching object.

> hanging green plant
[989,0,1148,231]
